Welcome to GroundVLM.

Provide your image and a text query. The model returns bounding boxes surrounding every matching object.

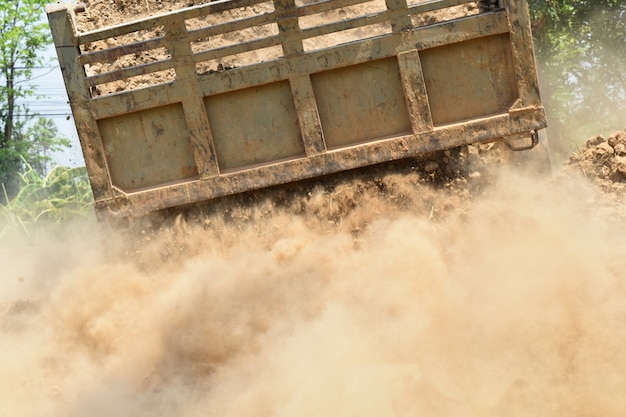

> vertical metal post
[505,0,542,108]
[398,50,433,134]
[386,0,434,135]
[46,4,113,200]
[385,0,412,33]
[163,19,219,178]
[275,0,327,156]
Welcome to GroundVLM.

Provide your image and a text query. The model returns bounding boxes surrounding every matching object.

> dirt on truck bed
[1,1,626,415]
[75,0,480,94]
[76,0,479,30]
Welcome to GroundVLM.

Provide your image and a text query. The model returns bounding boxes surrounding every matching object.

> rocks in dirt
[615,156,626,176]
[595,141,615,157]
[478,0,504,12]
[567,128,626,194]
[423,161,440,173]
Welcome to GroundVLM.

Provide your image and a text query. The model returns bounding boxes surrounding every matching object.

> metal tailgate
[47,0,546,221]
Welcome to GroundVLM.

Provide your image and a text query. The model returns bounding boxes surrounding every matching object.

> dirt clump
[566,128,626,196]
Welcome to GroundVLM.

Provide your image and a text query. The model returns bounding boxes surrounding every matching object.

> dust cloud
[2,164,626,416]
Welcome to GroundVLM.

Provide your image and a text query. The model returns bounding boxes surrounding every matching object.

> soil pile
[566,128,626,196]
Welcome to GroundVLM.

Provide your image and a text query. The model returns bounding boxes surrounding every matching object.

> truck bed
[47,0,546,221]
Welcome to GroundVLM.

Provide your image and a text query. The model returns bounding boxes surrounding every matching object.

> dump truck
[46,0,547,221]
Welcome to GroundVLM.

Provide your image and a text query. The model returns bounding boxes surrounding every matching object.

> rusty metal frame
[46,0,546,220]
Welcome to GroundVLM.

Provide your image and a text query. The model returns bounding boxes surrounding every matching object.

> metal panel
[204,81,306,171]
[420,34,517,125]
[311,58,412,148]
[98,104,198,191]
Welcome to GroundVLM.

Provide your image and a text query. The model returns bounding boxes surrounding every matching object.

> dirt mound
[566,129,626,196]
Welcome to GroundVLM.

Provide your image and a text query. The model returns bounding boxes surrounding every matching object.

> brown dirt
[76,0,478,94]
[76,0,478,31]
[1,2,624,415]
[565,128,626,196]
[3,145,626,415]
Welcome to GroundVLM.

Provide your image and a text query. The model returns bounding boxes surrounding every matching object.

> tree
[0,0,69,202]
[24,118,71,174]
[528,0,626,159]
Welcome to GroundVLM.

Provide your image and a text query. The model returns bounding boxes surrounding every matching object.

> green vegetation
[0,0,70,202]
[0,162,94,238]
[0,0,87,236]
[528,0,626,157]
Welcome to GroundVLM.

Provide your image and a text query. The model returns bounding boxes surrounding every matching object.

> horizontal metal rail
[192,35,284,64]
[79,37,167,65]
[77,0,273,44]
[86,59,173,87]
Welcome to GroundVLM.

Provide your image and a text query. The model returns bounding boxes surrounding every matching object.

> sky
[7,3,86,170]
[23,44,85,168]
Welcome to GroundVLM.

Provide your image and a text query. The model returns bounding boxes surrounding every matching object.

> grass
[0,163,95,238]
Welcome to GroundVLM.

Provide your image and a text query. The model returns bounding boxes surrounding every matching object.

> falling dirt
[2,1,626,415]
[2,130,626,415]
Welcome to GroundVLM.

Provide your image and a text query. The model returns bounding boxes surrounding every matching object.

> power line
[13,66,60,70]
[13,113,72,117]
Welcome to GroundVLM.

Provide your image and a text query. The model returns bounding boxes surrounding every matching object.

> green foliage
[0,118,71,202]
[0,162,95,238]
[528,0,626,157]
[24,118,72,173]
[0,0,69,201]
[0,0,52,133]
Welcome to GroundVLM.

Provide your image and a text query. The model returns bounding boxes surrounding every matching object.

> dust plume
[2,162,626,416]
